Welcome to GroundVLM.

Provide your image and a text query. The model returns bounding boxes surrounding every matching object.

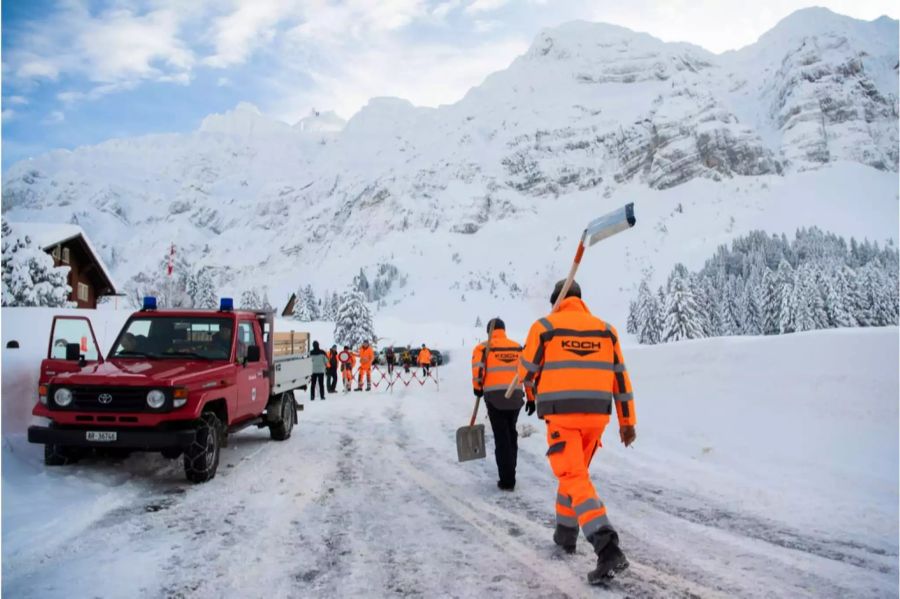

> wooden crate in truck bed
[271,331,312,396]
[273,331,309,356]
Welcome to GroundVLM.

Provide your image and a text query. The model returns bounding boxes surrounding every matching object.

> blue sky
[2,0,897,169]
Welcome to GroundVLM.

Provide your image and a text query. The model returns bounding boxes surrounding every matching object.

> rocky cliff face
[2,9,897,305]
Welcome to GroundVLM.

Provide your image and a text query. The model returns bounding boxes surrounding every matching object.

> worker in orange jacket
[338,346,356,392]
[471,318,525,490]
[518,279,637,585]
[357,340,375,391]
[417,344,433,377]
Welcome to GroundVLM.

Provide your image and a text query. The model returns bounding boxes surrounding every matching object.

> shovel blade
[584,202,636,247]
[456,424,486,462]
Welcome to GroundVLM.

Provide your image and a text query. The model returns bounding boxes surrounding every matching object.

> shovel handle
[503,237,586,400]
[469,395,481,427]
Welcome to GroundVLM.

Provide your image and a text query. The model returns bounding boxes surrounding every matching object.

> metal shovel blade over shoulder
[584,203,636,247]
[456,424,486,462]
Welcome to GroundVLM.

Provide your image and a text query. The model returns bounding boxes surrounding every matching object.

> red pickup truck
[28,297,311,482]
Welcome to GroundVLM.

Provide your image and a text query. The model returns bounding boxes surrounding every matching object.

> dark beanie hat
[550,279,582,304]
[486,318,505,333]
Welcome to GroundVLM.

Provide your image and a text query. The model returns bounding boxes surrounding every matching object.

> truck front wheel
[269,393,295,441]
[183,412,223,483]
[44,442,80,466]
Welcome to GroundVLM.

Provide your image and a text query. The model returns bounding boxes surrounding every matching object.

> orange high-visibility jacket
[358,345,375,368]
[517,297,635,425]
[417,348,432,365]
[471,329,525,409]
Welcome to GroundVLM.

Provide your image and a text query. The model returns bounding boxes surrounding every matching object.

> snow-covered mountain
[2,8,897,327]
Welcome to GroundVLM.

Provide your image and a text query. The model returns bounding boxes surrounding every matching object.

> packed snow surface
[2,307,896,598]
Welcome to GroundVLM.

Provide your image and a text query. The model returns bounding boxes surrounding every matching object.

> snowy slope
[2,311,897,598]
[1,9,897,328]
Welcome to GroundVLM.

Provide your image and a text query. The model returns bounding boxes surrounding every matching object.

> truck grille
[54,386,165,412]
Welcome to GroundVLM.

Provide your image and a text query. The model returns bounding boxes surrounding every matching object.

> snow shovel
[504,203,636,399]
[457,320,497,462]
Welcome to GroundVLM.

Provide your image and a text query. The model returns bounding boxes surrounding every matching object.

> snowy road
[3,329,898,598]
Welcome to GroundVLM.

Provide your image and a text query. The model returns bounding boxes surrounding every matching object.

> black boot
[587,532,628,584]
[496,480,515,491]
[553,524,578,554]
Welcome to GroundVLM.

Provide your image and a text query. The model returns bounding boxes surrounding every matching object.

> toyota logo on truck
[98,393,113,404]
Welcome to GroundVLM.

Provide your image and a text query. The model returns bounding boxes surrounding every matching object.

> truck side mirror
[65,343,81,361]
[245,345,261,364]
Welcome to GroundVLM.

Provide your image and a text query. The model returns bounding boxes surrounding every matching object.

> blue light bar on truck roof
[143,296,157,311]
[219,297,234,311]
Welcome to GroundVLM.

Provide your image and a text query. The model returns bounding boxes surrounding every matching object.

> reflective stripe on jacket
[517,297,635,424]
[472,329,525,410]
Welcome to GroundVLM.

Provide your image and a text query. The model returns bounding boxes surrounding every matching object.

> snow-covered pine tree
[260,288,274,312]
[353,269,371,301]
[333,290,376,347]
[715,277,742,336]
[187,267,218,309]
[822,264,854,328]
[293,285,320,321]
[1,223,71,307]
[626,300,638,334]
[695,276,716,337]
[635,279,661,345]
[662,265,705,342]
[740,282,763,335]
[761,268,781,335]
[240,289,262,310]
[792,263,821,332]
[857,262,892,326]
[776,259,796,334]
[475,316,483,328]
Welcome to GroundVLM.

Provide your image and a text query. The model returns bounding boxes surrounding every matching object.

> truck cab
[28,297,308,482]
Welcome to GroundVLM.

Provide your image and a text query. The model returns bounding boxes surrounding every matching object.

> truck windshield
[111,317,234,360]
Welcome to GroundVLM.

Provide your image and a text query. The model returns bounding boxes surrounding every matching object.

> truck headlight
[146,389,166,409]
[54,387,73,407]
[173,387,188,408]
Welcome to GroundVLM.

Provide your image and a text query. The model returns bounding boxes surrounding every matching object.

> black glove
[620,425,636,447]
[473,389,483,398]
[524,401,536,416]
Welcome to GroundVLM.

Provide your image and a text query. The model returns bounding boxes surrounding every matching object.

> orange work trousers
[358,366,371,388]
[545,414,615,541]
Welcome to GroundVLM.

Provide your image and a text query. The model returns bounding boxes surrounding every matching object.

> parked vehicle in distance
[28,297,311,483]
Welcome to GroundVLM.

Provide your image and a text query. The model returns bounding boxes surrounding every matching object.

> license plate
[86,431,117,442]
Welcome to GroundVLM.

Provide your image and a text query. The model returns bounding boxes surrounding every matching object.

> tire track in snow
[603,477,897,574]
[383,404,724,598]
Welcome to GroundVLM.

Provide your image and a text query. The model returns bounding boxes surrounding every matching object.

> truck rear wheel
[44,442,80,466]
[183,412,223,483]
[269,393,295,441]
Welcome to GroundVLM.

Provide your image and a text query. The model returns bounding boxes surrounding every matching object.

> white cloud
[202,0,291,68]
[217,76,232,87]
[45,111,65,124]
[473,19,500,33]
[432,0,463,19]
[464,0,512,15]
[5,2,195,88]
[6,96,28,106]
[269,36,528,124]
[2,109,17,122]
[588,0,900,53]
